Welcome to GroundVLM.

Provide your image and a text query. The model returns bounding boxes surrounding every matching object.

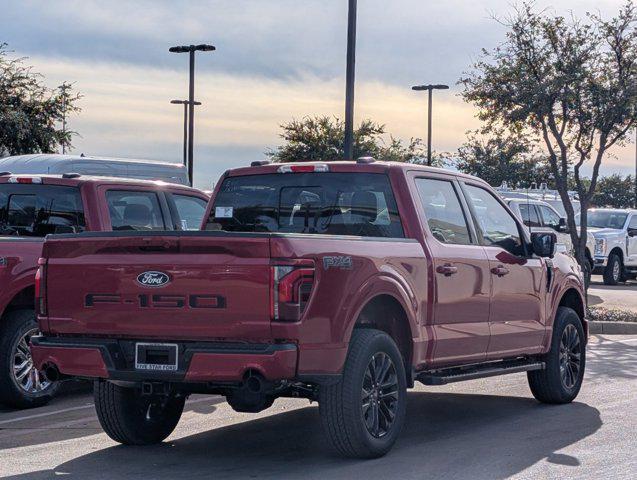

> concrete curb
[589,321,637,335]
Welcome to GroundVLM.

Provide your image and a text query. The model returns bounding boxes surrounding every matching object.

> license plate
[135,343,178,371]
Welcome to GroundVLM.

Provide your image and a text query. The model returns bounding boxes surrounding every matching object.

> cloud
[3,1,635,188]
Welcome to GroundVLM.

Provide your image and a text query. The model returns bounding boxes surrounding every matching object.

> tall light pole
[59,84,70,154]
[169,44,215,185]
[343,0,357,161]
[170,99,201,167]
[412,84,449,166]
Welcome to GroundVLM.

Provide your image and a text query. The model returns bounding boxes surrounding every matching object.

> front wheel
[94,381,185,445]
[603,253,623,285]
[528,307,585,404]
[319,329,407,459]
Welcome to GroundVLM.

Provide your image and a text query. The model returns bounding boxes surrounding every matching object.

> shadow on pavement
[586,335,637,381]
[0,394,224,450]
[4,392,602,480]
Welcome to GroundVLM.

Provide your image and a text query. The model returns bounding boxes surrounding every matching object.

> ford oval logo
[136,271,170,288]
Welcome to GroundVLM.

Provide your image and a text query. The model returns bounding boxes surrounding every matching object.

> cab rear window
[0,184,85,236]
[207,173,404,238]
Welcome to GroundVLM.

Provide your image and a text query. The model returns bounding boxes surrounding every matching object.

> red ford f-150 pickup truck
[0,173,208,408]
[31,161,587,458]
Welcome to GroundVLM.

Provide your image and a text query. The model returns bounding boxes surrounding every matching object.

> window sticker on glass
[215,206,234,218]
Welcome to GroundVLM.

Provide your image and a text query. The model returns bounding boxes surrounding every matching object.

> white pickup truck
[504,198,596,281]
[588,208,637,285]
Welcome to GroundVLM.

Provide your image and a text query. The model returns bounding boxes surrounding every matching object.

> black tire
[583,258,593,290]
[528,307,585,404]
[603,253,623,285]
[94,381,185,445]
[319,329,407,459]
[0,309,60,409]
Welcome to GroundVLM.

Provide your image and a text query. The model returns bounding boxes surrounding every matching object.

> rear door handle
[436,264,458,277]
[491,265,510,277]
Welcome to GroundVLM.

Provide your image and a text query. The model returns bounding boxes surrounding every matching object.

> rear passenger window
[172,195,207,230]
[464,185,525,256]
[415,178,472,245]
[106,191,165,231]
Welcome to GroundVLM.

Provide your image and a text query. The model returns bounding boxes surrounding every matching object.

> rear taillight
[35,258,47,316]
[271,265,315,322]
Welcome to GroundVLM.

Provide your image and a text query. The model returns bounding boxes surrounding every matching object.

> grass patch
[587,306,637,323]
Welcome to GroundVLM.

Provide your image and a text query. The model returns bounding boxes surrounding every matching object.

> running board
[416,359,545,386]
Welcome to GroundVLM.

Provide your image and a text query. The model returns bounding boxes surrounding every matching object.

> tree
[461,2,637,272]
[0,43,81,156]
[266,116,443,165]
[592,174,635,208]
[454,128,550,187]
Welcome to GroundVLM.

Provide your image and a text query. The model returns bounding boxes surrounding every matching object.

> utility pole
[60,84,69,155]
[171,99,201,167]
[169,44,215,185]
[343,0,357,161]
[411,84,449,166]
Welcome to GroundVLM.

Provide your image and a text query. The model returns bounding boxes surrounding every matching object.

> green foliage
[0,43,81,156]
[460,1,637,269]
[454,128,551,187]
[266,116,443,165]
[592,174,635,208]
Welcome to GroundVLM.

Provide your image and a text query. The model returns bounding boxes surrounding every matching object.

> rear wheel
[603,253,623,285]
[319,329,407,459]
[528,307,585,404]
[0,310,60,408]
[94,381,185,445]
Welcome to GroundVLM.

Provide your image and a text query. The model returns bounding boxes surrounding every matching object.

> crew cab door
[412,175,491,366]
[462,183,546,358]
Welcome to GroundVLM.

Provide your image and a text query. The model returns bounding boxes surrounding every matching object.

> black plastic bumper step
[417,359,545,386]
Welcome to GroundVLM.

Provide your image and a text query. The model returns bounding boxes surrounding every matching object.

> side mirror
[628,228,637,237]
[531,232,557,258]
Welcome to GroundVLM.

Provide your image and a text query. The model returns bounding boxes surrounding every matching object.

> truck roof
[0,154,188,185]
[224,160,490,185]
[589,207,637,214]
[0,173,204,195]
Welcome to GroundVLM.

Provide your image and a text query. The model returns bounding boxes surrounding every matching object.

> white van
[0,154,188,185]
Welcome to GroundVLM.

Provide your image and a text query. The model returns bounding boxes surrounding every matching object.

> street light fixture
[412,84,449,166]
[170,99,202,167]
[169,44,216,185]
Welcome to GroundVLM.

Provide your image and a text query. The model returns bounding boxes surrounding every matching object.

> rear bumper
[31,336,297,383]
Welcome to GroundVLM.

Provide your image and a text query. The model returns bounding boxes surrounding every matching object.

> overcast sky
[2,0,635,189]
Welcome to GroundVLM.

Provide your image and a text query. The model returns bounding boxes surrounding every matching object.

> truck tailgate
[41,233,272,341]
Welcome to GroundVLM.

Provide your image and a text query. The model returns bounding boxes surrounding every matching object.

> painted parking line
[0,404,94,426]
[0,395,219,427]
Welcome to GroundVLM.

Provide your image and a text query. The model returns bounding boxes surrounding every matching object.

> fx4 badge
[323,256,353,270]
[137,271,170,287]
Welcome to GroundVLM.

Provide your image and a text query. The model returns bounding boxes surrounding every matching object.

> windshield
[0,184,86,237]
[587,210,628,229]
[207,172,404,238]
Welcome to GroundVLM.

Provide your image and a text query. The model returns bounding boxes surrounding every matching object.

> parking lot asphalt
[0,334,635,479]
[588,275,637,312]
